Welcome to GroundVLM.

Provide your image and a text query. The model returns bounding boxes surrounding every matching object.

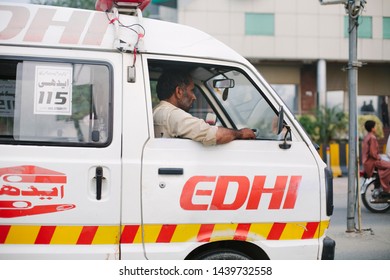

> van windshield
[204,70,280,140]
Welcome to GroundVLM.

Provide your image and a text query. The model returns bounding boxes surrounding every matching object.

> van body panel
[0,3,245,63]
[0,46,123,259]
[0,3,334,260]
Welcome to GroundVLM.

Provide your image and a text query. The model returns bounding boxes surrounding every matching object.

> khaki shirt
[153,101,218,146]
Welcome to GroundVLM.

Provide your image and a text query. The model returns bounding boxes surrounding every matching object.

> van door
[140,57,323,260]
[0,52,122,259]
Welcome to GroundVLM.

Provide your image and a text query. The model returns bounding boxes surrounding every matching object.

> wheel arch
[185,240,270,260]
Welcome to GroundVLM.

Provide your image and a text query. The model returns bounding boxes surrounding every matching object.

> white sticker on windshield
[34,65,72,115]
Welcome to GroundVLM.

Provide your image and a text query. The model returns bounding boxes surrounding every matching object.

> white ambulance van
[0,0,335,260]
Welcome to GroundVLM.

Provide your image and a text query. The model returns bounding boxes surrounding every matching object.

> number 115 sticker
[34,65,72,115]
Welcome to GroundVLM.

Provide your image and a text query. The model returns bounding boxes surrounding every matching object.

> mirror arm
[279,125,292,150]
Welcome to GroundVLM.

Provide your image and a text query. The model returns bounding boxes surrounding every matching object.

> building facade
[151,0,390,124]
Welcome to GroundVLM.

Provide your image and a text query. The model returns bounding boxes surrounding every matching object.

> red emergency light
[96,0,151,12]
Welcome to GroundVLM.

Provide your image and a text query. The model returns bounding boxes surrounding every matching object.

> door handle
[158,168,184,175]
[95,166,103,200]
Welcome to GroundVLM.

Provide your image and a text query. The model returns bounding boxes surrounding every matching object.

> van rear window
[0,59,111,146]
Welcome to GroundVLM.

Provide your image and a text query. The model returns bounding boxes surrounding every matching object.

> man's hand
[216,127,256,144]
[238,128,256,140]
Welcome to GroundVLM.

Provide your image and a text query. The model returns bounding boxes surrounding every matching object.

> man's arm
[216,127,256,144]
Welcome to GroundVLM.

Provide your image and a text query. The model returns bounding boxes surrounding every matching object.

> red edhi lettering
[0,5,109,46]
[180,175,302,211]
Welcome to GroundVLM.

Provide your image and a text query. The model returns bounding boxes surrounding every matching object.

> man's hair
[156,69,192,100]
[364,120,376,132]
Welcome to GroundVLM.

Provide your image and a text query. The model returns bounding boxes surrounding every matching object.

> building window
[245,13,274,36]
[344,16,372,38]
[384,17,390,39]
[326,91,344,110]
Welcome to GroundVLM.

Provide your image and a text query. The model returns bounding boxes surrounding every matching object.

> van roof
[0,3,245,64]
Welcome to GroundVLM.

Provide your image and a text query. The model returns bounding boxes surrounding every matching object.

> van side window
[0,59,111,146]
[148,60,282,141]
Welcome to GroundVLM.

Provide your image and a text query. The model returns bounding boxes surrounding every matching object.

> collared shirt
[153,101,218,146]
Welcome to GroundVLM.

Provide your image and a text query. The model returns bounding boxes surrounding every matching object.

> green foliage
[298,107,386,144]
[297,114,317,141]
[358,114,384,139]
[31,0,96,10]
[297,106,348,144]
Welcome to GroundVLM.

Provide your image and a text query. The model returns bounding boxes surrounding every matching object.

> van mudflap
[321,236,336,260]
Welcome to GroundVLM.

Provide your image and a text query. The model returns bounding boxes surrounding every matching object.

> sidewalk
[327,176,390,259]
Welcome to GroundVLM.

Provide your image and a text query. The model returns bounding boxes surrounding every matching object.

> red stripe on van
[156,224,176,243]
[234,223,251,241]
[267,223,286,240]
[121,225,140,243]
[77,226,99,244]
[197,224,215,242]
[0,225,11,243]
[35,226,56,244]
[301,222,319,239]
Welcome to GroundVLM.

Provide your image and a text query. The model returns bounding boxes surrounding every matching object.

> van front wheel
[193,249,252,260]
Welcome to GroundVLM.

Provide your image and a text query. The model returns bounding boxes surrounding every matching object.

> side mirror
[279,126,292,150]
[277,106,284,135]
[277,106,292,150]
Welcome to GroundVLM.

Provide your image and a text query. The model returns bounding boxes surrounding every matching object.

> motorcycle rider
[362,120,390,194]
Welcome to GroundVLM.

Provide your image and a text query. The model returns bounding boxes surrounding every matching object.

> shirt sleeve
[168,108,218,146]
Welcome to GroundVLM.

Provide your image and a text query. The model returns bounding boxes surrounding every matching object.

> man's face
[177,81,196,112]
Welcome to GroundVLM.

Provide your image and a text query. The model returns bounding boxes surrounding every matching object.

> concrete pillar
[317,59,327,108]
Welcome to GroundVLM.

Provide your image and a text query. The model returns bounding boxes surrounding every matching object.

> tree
[358,114,384,139]
[31,0,96,10]
[299,107,348,142]
[297,106,348,159]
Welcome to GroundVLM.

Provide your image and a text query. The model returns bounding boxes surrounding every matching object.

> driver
[153,69,256,145]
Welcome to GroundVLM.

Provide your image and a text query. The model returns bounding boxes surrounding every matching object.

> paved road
[327,177,390,259]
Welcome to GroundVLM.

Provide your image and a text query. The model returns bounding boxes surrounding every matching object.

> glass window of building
[383,17,390,39]
[344,16,372,38]
[245,13,274,36]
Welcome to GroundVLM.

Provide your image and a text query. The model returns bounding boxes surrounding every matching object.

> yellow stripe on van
[5,225,41,244]
[210,223,239,242]
[171,224,201,243]
[51,226,83,244]
[0,221,330,245]
[93,226,119,244]
[280,223,307,240]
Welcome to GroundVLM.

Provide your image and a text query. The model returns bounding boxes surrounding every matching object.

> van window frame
[0,56,114,148]
[146,57,284,140]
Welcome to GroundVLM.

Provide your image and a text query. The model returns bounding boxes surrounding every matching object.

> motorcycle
[360,171,390,213]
